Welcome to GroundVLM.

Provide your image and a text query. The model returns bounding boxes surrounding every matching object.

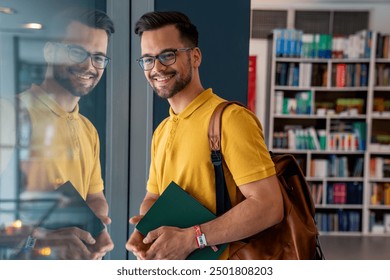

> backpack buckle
[211,150,222,166]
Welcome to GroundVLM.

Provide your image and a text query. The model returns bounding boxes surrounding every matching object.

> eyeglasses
[55,43,110,69]
[136,48,193,71]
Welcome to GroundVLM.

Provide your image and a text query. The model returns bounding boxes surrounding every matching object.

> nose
[153,58,167,72]
[79,56,98,71]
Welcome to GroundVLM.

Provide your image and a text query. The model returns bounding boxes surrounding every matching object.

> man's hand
[87,229,114,260]
[34,227,96,259]
[85,191,114,259]
[138,226,196,260]
[125,215,150,259]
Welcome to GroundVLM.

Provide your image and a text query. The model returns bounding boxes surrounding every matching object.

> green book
[30,181,106,238]
[136,181,227,260]
[54,181,105,237]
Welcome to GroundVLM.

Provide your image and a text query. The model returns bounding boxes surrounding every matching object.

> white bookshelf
[268,30,390,236]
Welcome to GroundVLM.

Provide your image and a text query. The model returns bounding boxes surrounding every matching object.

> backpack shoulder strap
[208,101,245,215]
[208,101,245,152]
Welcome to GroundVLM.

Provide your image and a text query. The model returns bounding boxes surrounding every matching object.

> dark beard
[52,65,98,97]
[151,71,192,99]
[151,54,193,99]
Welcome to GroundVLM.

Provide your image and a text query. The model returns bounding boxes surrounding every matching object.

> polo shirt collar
[30,84,80,119]
[169,88,214,119]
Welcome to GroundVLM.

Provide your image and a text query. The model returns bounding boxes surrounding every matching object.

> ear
[43,42,56,63]
[193,47,202,68]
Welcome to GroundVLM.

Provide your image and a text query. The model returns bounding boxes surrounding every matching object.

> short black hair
[50,8,115,40]
[135,11,198,47]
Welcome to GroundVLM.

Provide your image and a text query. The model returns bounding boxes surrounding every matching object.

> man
[18,8,115,259]
[126,11,283,260]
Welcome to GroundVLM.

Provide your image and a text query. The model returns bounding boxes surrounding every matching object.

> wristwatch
[194,225,207,249]
[194,225,218,252]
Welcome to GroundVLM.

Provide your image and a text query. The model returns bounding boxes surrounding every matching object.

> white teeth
[75,73,93,80]
[155,76,171,82]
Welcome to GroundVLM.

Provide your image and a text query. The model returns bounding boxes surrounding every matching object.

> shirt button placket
[166,117,179,149]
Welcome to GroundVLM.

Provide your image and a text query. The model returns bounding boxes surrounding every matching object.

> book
[53,181,105,237]
[335,63,346,87]
[248,56,256,113]
[136,181,227,260]
[19,181,105,238]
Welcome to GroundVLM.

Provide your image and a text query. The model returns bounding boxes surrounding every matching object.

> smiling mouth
[74,73,95,80]
[152,72,175,82]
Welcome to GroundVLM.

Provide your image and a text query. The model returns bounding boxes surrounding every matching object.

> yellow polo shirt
[18,84,103,199]
[147,88,275,258]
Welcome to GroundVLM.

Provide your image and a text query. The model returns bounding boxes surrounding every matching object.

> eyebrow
[93,51,108,56]
[141,48,177,58]
[67,44,107,56]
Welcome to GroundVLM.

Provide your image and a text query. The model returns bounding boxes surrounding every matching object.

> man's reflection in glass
[10,8,115,259]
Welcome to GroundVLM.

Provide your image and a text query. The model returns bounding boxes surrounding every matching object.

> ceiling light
[0,6,16,14]
[22,23,43,30]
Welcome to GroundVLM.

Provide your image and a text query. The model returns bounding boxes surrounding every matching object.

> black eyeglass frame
[136,47,193,71]
[54,43,111,69]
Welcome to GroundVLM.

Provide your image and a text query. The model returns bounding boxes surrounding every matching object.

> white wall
[250,0,390,127]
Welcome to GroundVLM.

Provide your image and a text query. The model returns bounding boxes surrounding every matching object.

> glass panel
[0,0,111,259]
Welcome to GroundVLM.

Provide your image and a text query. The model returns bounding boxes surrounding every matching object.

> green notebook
[136,181,227,260]
[37,181,105,238]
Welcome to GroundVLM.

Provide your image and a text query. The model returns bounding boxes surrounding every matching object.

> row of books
[332,30,372,59]
[327,132,362,151]
[275,95,367,116]
[370,133,390,153]
[299,63,328,87]
[309,183,323,204]
[369,212,390,234]
[370,157,390,179]
[332,63,369,87]
[376,33,390,59]
[376,64,390,86]
[315,210,361,232]
[310,156,364,178]
[275,62,369,88]
[275,62,299,87]
[274,91,312,115]
[373,98,390,115]
[327,182,363,205]
[335,98,365,115]
[371,182,390,205]
[273,122,366,151]
[273,28,372,59]
[272,126,326,150]
[275,62,328,87]
[329,121,366,151]
[273,29,304,58]
[298,97,366,116]
[301,33,332,59]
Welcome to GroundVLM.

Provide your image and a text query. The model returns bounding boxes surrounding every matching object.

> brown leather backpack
[208,101,324,260]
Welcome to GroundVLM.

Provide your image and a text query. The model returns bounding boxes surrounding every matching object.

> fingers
[46,227,95,245]
[87,230,114,259]
[90,251,106,260]
[99,215,112,225]
[126,229,150,259]
[36,227,116,260]
[125,230,143,251]
[70,227,96,245]
[129,215,143,225]
[143,228,160,244]
[44,228,93,259]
